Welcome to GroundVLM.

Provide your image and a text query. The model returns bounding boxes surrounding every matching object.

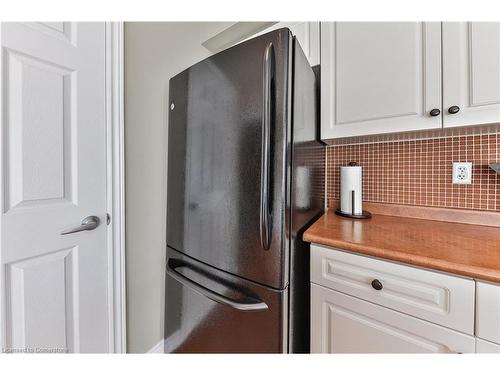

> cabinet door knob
[448,105,460,114]
[371,279,383,290]
[429,108,441,117]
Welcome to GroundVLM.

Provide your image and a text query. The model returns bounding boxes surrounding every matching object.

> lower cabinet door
[476,281,500,345]
[476,339,500,353]
[311,283,475,353]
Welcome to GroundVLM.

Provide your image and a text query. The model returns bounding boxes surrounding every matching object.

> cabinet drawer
[476,281,500,344]
[310,244,475,334]
[311,283,475,353]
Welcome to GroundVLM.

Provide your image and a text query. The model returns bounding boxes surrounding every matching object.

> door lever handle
[61,216,100,235]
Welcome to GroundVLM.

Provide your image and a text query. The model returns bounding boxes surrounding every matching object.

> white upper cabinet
[320,22,500,140]
[442,22,500,127]
[321,22,442,139]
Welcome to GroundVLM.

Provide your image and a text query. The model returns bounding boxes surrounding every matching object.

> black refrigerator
[165,28,325,353]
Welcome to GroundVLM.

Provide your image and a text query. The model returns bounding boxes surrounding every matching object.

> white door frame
[0,21,126,353]
[105,22,126,353]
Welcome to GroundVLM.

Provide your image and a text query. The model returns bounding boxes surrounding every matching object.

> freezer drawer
[164,247,287,353]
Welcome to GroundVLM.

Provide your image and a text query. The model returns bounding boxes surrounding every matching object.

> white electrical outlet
[452,162,473,184]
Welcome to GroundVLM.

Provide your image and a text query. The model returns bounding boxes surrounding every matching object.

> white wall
[124,22,222,353]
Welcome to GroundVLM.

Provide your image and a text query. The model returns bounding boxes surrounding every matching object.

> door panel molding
[5,246,79,352]
[2,48,77,212]
[25,22,76,46]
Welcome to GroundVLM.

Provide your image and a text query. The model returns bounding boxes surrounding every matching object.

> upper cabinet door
[442,22,500,127]
[321,22,442,139]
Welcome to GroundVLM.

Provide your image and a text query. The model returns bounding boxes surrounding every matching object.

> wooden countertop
[303,210,500,283]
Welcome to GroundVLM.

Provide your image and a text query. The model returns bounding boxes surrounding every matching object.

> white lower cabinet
[476,339,500,353]
[311,283,475,353]
[476,281,500,345]
[311,245,475,334]
[309,244,500,353]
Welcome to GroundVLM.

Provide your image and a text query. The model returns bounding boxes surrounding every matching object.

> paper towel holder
[335,204,372,220]
[335,162,372,219]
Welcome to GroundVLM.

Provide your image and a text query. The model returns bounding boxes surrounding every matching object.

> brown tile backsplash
[295,142,325,210]
[326,134,500,212]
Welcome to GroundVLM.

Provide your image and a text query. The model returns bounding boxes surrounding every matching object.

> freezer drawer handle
[260,42,274,251]
[167,259,269,312]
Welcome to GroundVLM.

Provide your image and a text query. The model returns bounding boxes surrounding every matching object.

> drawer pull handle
[371,279,383,291]
[429,108,441,117]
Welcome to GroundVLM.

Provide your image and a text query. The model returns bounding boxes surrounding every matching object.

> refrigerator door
[164,246,287,353]
[167,29,293,289]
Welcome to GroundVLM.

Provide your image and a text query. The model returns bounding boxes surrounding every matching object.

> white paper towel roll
[340,165,362,215]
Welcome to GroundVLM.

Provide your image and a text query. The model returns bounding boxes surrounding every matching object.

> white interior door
[1,22,110,353]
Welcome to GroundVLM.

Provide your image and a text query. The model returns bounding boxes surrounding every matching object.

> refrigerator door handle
[260,42,274,251]
[167,258,269,312]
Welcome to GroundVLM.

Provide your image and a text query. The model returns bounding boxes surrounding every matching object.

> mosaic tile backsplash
[326,134,500,212]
